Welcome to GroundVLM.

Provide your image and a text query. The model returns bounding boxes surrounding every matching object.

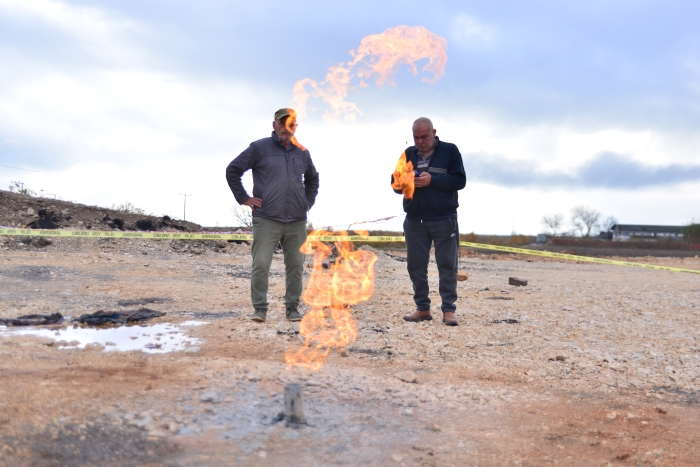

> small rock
[395,370,419,384]
[200,391,217,403]
[655,407,667,415]
[537,368,548,377]
[555,355,566,361]
[391,453,404,462]
[509,277,528,286]
[458,272,468,281]
[340,349,349,357]
[418,354,425,362]
[425,422,441,432]
[184,347,200,354]
[258,451,267,459]
[606,412,618,420]
[27,208,35,215]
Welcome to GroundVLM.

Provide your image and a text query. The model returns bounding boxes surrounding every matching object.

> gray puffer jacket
[226,132,320,223]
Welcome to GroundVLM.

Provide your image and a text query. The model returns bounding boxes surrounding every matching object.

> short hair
[412,117,434,131]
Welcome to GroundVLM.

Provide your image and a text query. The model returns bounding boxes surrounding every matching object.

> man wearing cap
[392,117,466,326]
[226,109,320,322]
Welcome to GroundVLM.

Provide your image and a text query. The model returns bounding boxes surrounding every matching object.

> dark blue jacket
[226,132,320,223]
[391,138,466,219]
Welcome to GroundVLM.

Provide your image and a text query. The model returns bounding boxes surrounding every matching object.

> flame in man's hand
[292,26,448,122]
[391,152,415,200]
[285,230,377,371]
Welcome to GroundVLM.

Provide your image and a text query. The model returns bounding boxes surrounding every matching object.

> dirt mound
[0,190,201,232]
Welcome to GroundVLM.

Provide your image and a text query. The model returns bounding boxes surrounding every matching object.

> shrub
[682,224,700,243]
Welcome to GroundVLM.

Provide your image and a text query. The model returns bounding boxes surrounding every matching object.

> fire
[292,26,448,122]
[391,151,415,199]
[285,108,306,151]
[285,230,378,371]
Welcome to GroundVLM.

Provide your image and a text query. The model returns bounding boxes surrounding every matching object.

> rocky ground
[0,190,201,232]
[1,233,700,466]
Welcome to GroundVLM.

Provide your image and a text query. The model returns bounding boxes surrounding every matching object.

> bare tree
[541,213,565,236]
[231,205,253,228]
[601,216,618,232]
[570,205,601,237]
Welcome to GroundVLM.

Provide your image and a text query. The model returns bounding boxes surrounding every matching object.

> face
[273,116,297,144]
[412,123,436,153]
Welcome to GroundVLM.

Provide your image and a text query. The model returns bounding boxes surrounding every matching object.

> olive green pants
[251,216,307,311]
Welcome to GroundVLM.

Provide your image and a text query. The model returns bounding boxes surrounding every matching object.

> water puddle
[0,321,208,353]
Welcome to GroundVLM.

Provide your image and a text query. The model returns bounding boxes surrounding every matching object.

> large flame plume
[292,26,448,122]
[285,230,378,371]
[391,151,415,199]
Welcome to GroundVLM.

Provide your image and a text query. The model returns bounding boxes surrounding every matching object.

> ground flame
[285,230,378,371]
[292,26,448,122]
[391,151,415,199]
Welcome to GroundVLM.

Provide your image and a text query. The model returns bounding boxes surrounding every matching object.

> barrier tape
[459,241,700,276]
[1,228,698,275]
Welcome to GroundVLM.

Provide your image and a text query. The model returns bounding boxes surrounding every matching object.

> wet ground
[1,239,700,466]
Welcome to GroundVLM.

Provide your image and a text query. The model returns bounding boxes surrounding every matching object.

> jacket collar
[414,136,440,157]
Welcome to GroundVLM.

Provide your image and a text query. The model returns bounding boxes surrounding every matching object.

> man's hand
[243,197,262,211]
[414,172,431,188]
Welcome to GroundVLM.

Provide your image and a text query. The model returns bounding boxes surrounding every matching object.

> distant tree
[601,216,618,232]
[682,223,700,243]
[541,213,565,236]
[570,206,601,237]
[231,205,253,228]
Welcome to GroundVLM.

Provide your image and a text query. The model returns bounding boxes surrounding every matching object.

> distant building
[536,234,552,244]
[611,224,684,241]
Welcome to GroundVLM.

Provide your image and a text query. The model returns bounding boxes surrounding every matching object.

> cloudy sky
[1,0,699,234]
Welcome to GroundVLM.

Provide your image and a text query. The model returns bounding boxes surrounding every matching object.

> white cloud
[450,14,496,47]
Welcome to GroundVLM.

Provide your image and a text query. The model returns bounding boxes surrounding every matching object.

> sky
[1,0,699,234]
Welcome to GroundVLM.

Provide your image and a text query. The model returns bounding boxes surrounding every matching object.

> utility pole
[179,193,192,221]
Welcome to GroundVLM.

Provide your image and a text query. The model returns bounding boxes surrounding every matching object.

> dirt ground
[1,234,700,467]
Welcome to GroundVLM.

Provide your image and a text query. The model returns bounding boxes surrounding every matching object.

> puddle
[0,321,208,353]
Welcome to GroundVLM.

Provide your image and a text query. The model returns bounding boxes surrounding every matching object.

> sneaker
[286,308,303,322]
[251,309,267,322]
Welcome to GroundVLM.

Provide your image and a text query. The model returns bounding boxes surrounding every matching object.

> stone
[509,277,528,286]
[425,422,441,432]
[537,368,548,377]
[184,347,200,354]
[392,453,404,462]
[395,370,419,384]
[458,272,468,281]
[26,208,35,215]
[284,383,306,424]
[200,391,217,403]
[606,412,618,420]
[340,349,349,357]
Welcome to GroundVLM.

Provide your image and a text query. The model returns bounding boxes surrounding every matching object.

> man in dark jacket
[392,117,466,326]
[226,108,320,322]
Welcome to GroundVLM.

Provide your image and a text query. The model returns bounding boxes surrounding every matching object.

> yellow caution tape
[1,228,697,275]
[459,241,700,276]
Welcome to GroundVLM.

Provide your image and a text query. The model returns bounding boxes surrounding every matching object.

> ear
[432,129,437,135]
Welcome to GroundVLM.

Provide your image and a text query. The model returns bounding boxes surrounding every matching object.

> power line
[0,163,149,186]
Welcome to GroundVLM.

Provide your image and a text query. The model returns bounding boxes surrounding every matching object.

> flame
[285,109,306,151]
[285,230,378,371]
[292,26,448,122]
[391,151,415,199]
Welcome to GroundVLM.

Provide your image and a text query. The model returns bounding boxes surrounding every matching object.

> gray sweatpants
[251,216,307,311]
[403,217,459,314]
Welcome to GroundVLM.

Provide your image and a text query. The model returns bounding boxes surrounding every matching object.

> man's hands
[414,172,431,188]
[243,197,262,211]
